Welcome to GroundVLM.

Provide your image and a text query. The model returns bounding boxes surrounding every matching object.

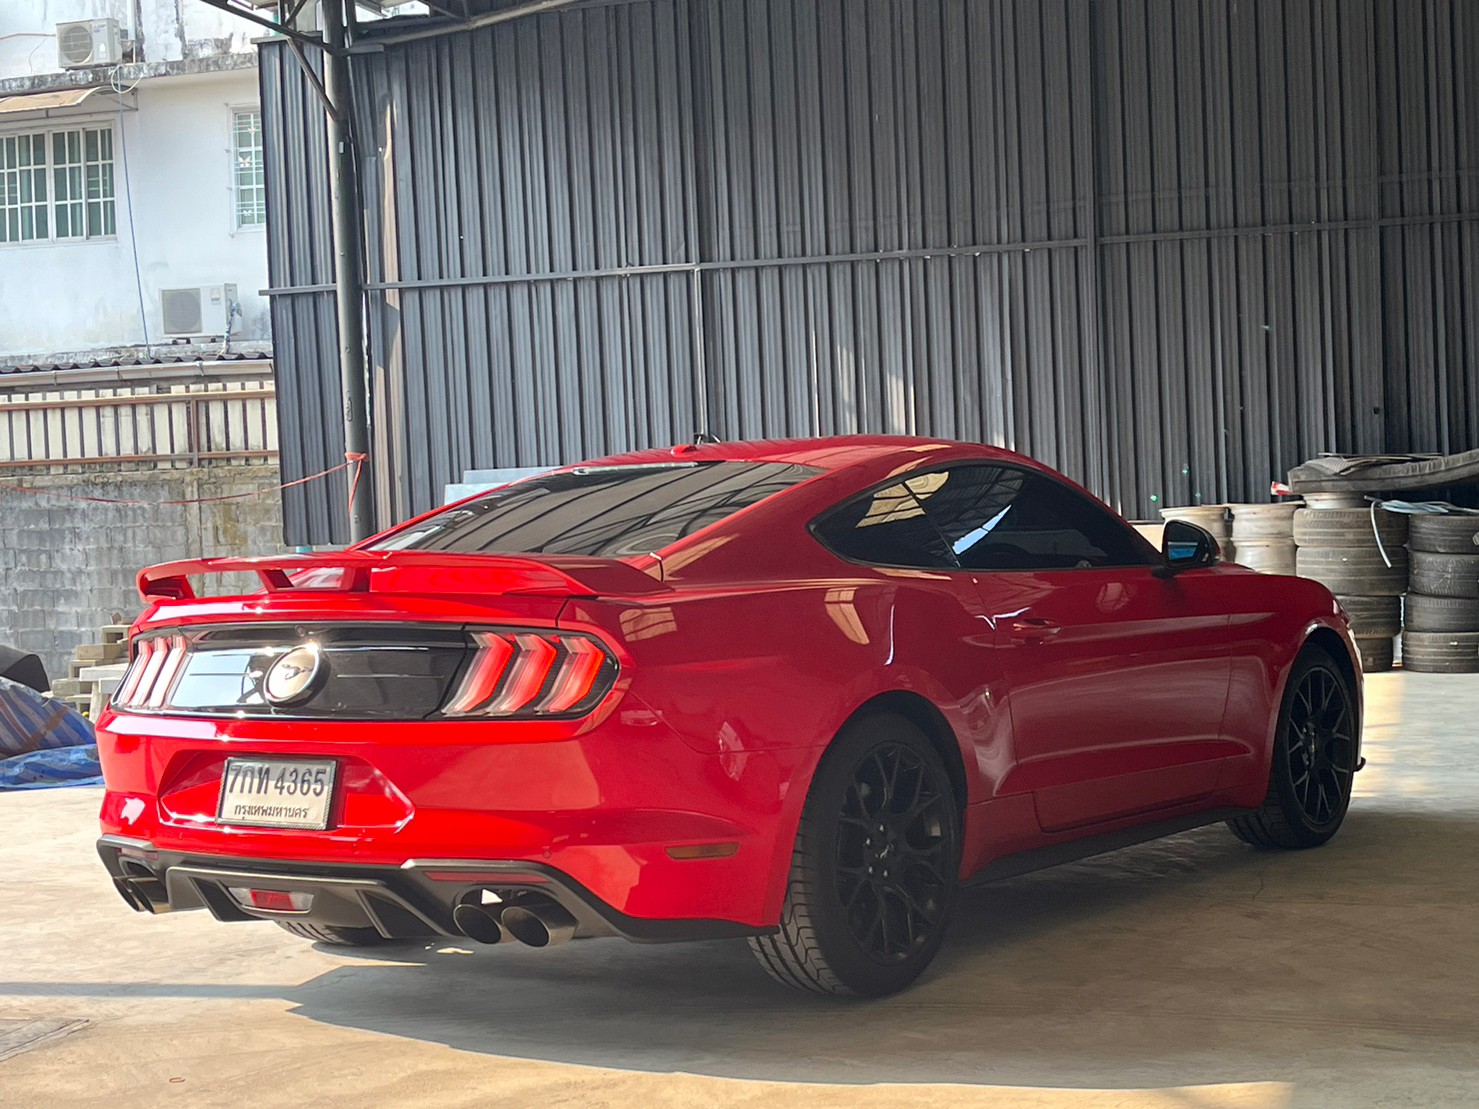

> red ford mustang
[96,437,1361,997]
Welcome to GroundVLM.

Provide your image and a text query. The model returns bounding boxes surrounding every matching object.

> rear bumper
[97,835,770,943]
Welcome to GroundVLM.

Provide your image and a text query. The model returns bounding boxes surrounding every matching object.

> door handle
[1009,618,1062,644]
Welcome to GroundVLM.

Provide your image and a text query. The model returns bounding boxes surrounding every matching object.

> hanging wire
[110,65,151,358]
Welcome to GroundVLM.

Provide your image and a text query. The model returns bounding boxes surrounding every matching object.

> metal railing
[0,365,278,470]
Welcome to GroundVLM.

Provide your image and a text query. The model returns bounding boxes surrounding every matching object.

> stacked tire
[1159,505,1232,562]
[1229,503,1301,574]
[1404,514,1479,673]
[1292,507,1408,672]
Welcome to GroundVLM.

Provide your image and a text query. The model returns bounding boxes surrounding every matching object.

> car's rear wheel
[750,713,960,997]
[1227,645,1358,849]
[275,921,387,946]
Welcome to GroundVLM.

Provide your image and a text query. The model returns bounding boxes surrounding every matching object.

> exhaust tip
[500,902,577,948]
[114,876,160,914]
[451,902,506,945]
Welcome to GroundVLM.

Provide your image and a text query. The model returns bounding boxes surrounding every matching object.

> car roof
[585,435,1027,473]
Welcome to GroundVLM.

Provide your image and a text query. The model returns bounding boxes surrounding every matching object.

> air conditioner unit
[160,284,239,339]
[56,19,123,69]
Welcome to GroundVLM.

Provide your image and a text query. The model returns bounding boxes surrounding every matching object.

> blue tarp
[0,676,100,790]
[0,743,103,790]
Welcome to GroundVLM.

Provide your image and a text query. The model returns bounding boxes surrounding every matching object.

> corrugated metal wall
[262,0,1479,544]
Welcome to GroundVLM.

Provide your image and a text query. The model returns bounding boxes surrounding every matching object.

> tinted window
[811,478,954,568]
[813,465,1150,571]
[368,462,819,558]
[920,465,1150,570]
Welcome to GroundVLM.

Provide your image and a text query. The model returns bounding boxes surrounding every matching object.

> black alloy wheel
[1228,645,1358,849]
[835,741,954,963]
[750,713,960,997]
[1283,664,1358,826]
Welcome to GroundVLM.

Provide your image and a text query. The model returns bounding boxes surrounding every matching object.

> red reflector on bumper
[227,887,313,912]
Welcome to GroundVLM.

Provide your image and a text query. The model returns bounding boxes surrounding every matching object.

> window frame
[809,461,1160,573]
[0,120,117,247]
[228,104,266,233]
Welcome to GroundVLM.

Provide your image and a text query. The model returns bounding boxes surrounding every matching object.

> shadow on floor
[13,806,1471,1092]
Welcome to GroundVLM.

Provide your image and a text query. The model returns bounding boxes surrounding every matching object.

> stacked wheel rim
[1289,504,1408,672]
[1404,514,1479,673]
[1228,503,1300,574]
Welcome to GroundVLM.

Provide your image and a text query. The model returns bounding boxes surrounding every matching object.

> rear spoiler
[137,551,667,603]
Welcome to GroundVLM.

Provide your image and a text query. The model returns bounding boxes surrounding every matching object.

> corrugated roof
[0,344,273,377]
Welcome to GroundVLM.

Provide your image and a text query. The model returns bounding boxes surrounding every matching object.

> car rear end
[96,454,843,948]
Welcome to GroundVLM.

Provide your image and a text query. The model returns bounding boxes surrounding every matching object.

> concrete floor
[1,672,1475,1108]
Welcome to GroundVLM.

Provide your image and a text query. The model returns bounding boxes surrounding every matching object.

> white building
[0,0,269,365]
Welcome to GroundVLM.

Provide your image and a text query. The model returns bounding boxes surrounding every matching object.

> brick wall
[0,465,285,682]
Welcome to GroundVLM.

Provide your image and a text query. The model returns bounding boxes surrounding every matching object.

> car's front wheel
[750,713,961,997]
[1227,644,1359,849]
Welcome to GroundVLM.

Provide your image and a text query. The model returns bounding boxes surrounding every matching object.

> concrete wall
[0,463,285,680]
[0,67,270,358]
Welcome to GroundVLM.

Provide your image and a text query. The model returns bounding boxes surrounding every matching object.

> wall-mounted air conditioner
[160,285,239,339]
[56,19,123,69]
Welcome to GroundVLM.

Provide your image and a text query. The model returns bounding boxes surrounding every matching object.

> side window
[812,480,954,568]
[916,465,1152,571]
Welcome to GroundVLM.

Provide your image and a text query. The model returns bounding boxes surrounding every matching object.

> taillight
[440,630,616,719]
[114,634,188,711]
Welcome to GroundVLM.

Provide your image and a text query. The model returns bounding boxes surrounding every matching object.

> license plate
[217,758,337,830]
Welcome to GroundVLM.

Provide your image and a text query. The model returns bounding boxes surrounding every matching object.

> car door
[911,464,1238,832]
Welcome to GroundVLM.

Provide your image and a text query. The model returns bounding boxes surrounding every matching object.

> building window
[0,126,114,245]
[232,108,265,229]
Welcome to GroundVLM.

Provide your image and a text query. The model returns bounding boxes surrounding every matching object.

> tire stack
[1159,505,1233,562]
[1404,514,1479,673]
[1292,507,1408,672]
[1228,503,1301,574]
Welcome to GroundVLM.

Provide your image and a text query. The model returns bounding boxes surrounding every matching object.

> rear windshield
[367,461,820,559]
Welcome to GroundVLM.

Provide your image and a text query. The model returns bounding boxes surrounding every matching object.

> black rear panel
[143,624,468,720]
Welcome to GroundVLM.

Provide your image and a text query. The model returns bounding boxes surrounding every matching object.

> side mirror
[1158,518,1219,576]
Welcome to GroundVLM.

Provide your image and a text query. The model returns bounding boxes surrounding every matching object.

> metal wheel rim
[834,742,952,964]
[1285,666,1356,827]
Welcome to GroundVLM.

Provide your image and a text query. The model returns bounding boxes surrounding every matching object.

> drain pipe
[322,0,374,542]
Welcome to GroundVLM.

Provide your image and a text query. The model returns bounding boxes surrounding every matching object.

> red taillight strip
[443,632,515,715]
[145,635,190,709]
[481,633,558,715]
[536,636,607,714]
[113,637,156,706]
[124,638,172,709]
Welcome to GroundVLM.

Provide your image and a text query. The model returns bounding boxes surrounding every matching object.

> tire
[1400,631,1479,674]
[275,921,387,946]
[1295,546,1408,596]
[1335,595,1402,638]
[1354,636,1394,672]
[1227,644,1358,849]
[1409,514,1479,554]
[1231,503,1301,541]
[1233,539,1297,575]
[1292,508,1408,549]
[1408,551,1479,598]
[749,714,961,998]
[1403,593,1479,633]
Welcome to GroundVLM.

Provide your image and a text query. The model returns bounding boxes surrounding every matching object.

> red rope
[0,453,368,508]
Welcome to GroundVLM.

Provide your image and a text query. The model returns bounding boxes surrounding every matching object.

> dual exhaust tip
[452,899,577,948]
[114,875,171,914]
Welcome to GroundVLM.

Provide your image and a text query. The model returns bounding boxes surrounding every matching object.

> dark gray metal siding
[261,0,1479,544]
